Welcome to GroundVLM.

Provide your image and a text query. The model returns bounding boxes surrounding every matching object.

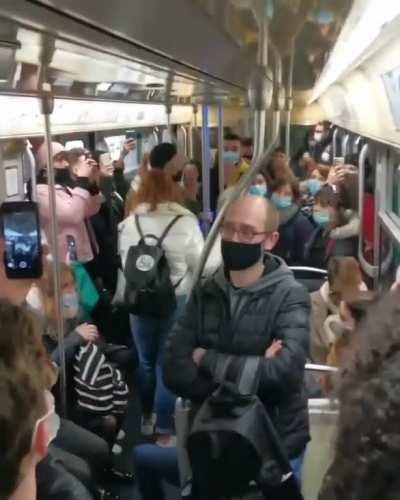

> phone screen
[333,157,345,167]
[126,130,137,141]
[99,152,112,166]
[1,202,42,279]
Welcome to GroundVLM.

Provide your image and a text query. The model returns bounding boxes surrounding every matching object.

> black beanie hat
[150,142,177,169]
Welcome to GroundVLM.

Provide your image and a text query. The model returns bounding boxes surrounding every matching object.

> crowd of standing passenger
[1,122,399,500]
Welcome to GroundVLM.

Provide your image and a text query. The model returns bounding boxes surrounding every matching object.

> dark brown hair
[327,257,363,306]
[269,175,301,202]
[0,301,48,498]
[320,292,400,500]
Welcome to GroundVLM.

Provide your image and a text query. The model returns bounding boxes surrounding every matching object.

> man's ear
[32,419,49,462]
[264,231,279,251]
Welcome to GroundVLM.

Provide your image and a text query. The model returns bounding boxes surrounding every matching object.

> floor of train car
[104,391,179,500]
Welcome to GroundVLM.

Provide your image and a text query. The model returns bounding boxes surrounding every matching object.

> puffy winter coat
[37,184,102,263]
[164,254,311,459]
[119,202,219,297]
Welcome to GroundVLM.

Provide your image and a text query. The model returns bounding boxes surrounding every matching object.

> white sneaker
[141,414,156,436]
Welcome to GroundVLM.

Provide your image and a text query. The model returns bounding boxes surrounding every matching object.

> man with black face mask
[164,195,311,484]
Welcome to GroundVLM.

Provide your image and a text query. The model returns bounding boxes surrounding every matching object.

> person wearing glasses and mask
[164,195,311,484]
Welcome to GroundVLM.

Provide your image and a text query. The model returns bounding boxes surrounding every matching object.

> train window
[384,150,400,225]
[5,166,19,198]
[65,140,85,150]
[382,67,400,131]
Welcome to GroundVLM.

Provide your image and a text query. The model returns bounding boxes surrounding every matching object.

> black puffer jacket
[164,254,311,459]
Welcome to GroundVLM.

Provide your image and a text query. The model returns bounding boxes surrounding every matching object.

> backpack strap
[134,215,145,241]
[158,215,183,246]
[135,214,183,246]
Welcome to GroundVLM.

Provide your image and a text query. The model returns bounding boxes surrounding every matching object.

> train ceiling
[0,0,351,105]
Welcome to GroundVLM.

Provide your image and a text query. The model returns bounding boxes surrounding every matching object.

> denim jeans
[133,444,182,500]
[133,444,305,500]
[130,296,186,434]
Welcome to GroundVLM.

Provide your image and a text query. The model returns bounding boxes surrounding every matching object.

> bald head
[225,195,279,234]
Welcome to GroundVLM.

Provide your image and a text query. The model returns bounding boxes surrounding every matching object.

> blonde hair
[39,263,75,331]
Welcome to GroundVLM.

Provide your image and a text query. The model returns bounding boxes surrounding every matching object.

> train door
[377,146,400,288]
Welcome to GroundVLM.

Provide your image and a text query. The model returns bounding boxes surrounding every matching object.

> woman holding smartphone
[36,145,102,269]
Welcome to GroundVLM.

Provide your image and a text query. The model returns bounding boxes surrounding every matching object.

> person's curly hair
[320,291,400,500]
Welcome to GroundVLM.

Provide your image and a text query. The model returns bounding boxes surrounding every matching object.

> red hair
[126,169,183,213]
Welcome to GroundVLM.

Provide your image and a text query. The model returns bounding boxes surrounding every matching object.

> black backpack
[187,357,304,500]
[124,214,183,318]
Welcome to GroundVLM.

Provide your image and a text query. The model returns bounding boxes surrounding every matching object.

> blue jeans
[130,297,186,434]
[133,444,305,500]
[133,444,182,500]
[290,450,305,486]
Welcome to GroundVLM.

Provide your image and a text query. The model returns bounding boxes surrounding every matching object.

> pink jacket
[37,184,102,263]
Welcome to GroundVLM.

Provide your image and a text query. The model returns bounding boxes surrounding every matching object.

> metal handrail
[285,41,295,158]
[357,143,378,278]
[179,125,188,156]
[305,363,338,373]
[289,266,328,276]
[217,105,224,194]
[332,127,339,160]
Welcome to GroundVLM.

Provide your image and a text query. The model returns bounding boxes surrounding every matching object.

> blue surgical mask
[307,178,322,196]
[62,292,79,319]
[271,194,293,210]
[249,184,267,198]
[223,150,240,164]
[313,212,330,227]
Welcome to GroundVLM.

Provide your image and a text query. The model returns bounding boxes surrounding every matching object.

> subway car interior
[1,1,400,499]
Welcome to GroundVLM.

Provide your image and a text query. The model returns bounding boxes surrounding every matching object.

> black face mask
[221,239,262,271]
[55,168,73,186]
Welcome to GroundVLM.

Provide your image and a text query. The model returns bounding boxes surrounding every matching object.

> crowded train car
[1,1,400,499]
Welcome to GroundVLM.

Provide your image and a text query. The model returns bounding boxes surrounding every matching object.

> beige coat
[310,281,339,363]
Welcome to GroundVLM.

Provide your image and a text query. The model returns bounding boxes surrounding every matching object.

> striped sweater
[74,342,128,415]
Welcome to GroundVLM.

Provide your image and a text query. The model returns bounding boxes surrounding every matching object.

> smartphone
[1,201,42,279]
[99,152,112,166]
[333,157,345,167]
[66,235,78,262]
[126,130,137,141]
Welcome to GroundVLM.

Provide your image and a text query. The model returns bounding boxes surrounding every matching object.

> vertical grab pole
[332,127,339,162]
[25,140,37,201]
[41,84,67,416]
[253,11,268,159]
[285,41,295,158]
[201,104,212,234]
[217,104,225,194]
[270,42,282,148]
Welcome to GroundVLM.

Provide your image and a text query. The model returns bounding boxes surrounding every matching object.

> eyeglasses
[220,222,268,243]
